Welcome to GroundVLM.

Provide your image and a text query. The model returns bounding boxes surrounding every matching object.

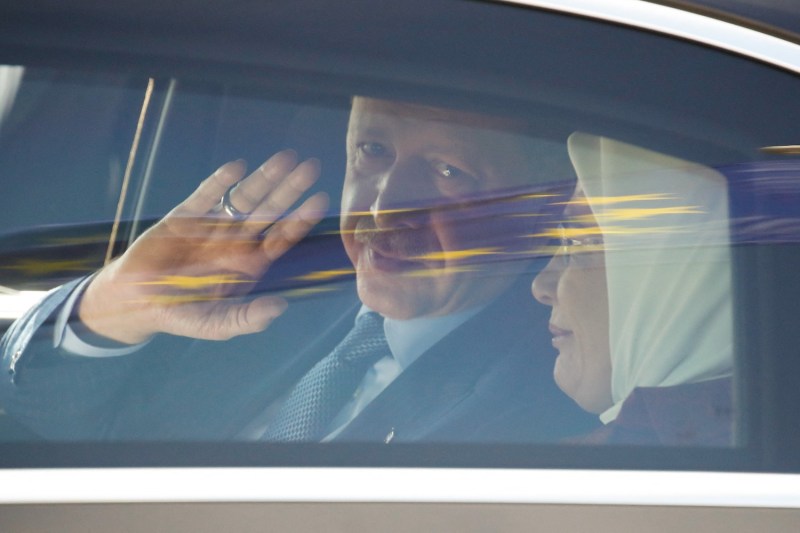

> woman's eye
[557,237,581,251]
[568,237,604,250]
[559,236,605,268]
[564,239,582,260]
[358,142,388,157]
[554,230,604,267]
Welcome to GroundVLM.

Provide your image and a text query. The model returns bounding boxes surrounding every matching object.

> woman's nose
[532,255,561,306]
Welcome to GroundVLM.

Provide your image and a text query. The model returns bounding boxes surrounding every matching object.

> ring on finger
[213,185,249,222]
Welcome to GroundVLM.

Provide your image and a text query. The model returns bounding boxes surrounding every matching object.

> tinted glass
[0,2,798,471]
[0,67,148,320]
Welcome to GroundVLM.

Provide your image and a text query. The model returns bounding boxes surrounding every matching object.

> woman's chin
[553,360,612,415]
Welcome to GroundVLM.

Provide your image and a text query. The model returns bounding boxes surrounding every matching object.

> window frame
[0,0,798,497]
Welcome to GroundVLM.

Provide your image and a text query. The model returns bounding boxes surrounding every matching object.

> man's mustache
[352,218,438,260]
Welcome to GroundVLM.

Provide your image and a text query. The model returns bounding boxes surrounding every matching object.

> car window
[0,1,798,474]
[0,67,150,323]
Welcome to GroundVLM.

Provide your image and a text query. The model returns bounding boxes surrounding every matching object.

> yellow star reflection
[558,193,676,206]
[412,247,501,262]
[514,193,560,200]
[135,274,251,290]
[532,227,604,240]
[279,286,340,298]
[345,207,423,217]
[3,259,93,275]
[48,234,111,245]
[135,294,223,305]
[593,206,704,222]
[531,224,683,241]
[402,265,479,278]
[293,268,356,282]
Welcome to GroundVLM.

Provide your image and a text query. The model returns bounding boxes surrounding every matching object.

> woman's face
[531,187,613,414]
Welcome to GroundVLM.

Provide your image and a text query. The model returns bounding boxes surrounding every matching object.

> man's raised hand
[78,150,329,344]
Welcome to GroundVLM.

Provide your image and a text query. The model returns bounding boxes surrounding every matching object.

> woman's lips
[549,324,573,348]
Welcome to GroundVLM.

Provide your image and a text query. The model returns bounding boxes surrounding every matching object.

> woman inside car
[532,132,735,446]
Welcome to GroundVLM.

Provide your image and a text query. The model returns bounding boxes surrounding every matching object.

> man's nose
[371,159,431,229]
[531,255,562,306]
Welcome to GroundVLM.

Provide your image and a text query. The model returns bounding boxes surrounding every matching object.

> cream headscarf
[567,133,734,423]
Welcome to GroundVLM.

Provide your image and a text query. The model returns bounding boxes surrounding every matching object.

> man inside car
[0,96,595,442]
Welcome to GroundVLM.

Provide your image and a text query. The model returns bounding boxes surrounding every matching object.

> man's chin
[355,275,432,320]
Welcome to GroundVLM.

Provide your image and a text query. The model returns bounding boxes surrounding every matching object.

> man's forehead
[349,96,526,135]
[348,96,576,187]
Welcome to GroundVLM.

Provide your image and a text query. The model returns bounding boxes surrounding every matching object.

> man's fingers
[172,159,247,216]
[171,296,289,340]
[226,149,300,215]
[169,151,318,233]
[246,157,321,229]
[261,192,329,263]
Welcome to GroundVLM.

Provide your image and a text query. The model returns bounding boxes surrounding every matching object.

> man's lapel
[335,277,539,442]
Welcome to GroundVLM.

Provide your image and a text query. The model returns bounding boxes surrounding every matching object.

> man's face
[341,97,537,319]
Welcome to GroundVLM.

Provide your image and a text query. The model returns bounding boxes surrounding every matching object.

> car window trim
[0,467,798,507]
[507,0,800,75]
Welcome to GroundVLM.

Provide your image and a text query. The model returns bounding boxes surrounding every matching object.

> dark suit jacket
[0,275,596,442]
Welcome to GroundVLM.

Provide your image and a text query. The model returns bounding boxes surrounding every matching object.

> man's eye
[358,142,388,157]
[431,161,477,183]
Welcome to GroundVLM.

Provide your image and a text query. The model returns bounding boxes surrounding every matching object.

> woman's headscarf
[567,133,734,423]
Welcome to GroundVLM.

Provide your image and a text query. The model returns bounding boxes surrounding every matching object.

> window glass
[0,66,148,322]
[0,3,798,471]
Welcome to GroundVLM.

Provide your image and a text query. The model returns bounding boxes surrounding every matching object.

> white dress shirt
[322,305,481,440]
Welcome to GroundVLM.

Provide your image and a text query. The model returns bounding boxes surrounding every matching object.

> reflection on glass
[0,288,47,321]
[6,74,789,450]
[1,94,601,447]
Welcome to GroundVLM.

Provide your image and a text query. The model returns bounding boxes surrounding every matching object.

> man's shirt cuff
[53,275,147,357]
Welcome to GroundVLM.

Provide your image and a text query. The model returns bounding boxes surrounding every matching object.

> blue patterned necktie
[262,311,390,441]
